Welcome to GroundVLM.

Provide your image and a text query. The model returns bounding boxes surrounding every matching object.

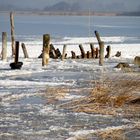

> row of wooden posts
[1,31,110,68]
[42,31,111,66]
[1,12,111,69]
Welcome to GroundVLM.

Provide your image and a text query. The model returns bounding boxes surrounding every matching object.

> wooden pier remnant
[10,12,15,56]
[95,30,102,43]
[90,43,95,58]
[10,41,23,69]
[79,44,86,58]
[50,44,57,59]
[2,32,7,61]
[105,45,111,58]
[71,51,76,59]
[99,41,104,66]
[95,48,99,58]
[21,43,29,58]
[61,44,67,61]
[42,34,50,66]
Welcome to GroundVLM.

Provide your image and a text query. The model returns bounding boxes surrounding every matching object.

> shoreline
[0,10,139,17]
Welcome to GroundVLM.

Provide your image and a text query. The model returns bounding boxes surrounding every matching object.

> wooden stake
[71,51,76,59]
[99,41,104,66]
[62,44,67,61]
[87,51,90,58]
[90,43,95,58]
[2,32,7,61]
[10,12,15,56]
[79,44,86,58]
[50,44,57,59]
[42,34,50,66]
[105,45,111,58]
[15,41,19,64]
[21,43,29,58]
[95,30,102,43]
[95,48,99,58]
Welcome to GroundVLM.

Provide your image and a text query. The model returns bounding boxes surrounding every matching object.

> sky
[0,0,140,12]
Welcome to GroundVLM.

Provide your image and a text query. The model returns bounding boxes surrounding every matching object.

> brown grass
[59,78,140,116]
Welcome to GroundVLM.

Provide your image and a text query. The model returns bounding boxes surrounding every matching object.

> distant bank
[0,11,140,16]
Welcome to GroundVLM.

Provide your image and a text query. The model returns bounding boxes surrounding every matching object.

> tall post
[2,32,7,61]
[95,30,102,43]
[61,44,67,61]
[21,43,29,58]
[15,41,19,64]
[10,12,15,56]
[99,41,104,66]
[42,34,50,66]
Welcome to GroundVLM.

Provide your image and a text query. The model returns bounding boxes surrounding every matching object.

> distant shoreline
[1,11,140,16]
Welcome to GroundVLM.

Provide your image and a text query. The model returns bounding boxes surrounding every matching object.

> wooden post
[50,44,57,59]
[42,34,50,66]
[90,43,95,58]
[2,32,7,61]
[79,44,86,58]
[87,51,90,58]
[10,12,15,56]
[95,30,102,43]
[21,43,29,58]
[15,41,19,64]
[61,44,67,61]
[99,41,104,66]
[10,41,23,69]
[71,51,76,59]
[105,45,111,58]
[95,48,99,58]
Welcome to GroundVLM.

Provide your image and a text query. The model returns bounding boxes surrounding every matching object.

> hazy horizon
[0,0,140,12]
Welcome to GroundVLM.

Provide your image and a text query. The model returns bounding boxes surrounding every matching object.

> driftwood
[115,51,121,57]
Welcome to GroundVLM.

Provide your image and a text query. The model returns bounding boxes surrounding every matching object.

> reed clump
[59,78,140,116]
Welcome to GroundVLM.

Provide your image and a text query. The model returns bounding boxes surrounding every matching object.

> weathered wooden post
[99,41,104,66]
[10,12,15,56]
[90,43,95,58]
[50,44,57,59]
[87,51,90,58]
[2,32,7,61]
[42,34,50,66]
[95,30,102,43]
[79,44,86,58]
[21,43,29,58]
[95,48,99,58]
[105,45,111,58]
[10,41,23,69]
[71,51,76,59]
[61,44,67,61]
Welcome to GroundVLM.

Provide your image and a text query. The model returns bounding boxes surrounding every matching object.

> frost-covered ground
[0,37,140,139]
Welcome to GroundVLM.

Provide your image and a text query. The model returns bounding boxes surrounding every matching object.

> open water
[0,13,140,43]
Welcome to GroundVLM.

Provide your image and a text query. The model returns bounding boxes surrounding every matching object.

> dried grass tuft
[59,78,140,116]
